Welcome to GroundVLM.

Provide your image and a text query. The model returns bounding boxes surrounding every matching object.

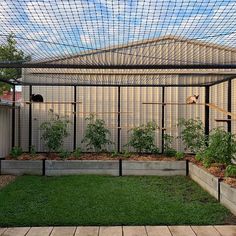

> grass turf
[0,175,233,226]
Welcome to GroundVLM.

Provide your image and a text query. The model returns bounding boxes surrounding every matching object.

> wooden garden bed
[0,159,186,177]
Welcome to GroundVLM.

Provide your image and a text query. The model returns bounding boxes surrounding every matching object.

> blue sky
[0,0,236,60]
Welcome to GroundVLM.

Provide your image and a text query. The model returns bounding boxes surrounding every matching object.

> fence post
[186,160,189,176]
[161,87,165,153]
[228,79,232,133]
[29,85,32,152]
[218,178,222,202]
[73,86,77,150]
[42,159,46,176]
[119,159,122,176]
[12,84,16,148]
[117,86,121,153]
[205,86,210,138]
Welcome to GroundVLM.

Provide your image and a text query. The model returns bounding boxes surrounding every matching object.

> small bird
[186,95,199,104]
[31,94,44,103]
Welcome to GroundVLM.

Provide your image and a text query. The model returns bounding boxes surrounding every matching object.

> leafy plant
[10,146,22,159]
[163,134,177,157]
[59,149,71,159]
[40,111,70,152]
[29,145,36,157]
[126,121,159,153]
[195,152,203,162]
[72,147,82,159]
[122,150,132,158]
[111,150,120,158]
[199,128,236,167]
[82,114,112,152]
[225,165,236,177]
[175,151,185,160]
[178,118,206,153]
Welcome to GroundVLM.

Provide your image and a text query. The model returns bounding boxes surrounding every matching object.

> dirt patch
[0,175,16,189]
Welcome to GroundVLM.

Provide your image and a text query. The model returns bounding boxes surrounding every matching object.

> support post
[117,86,121,152]
[186,160,189,176]
[12,84,16,148]
[29,85,32,152]
[42,159,46,176]
[161,87,165,153]
[73,86,77,150]
[119,159,122,176]
[205,86,210,137]
[228,79,232,133]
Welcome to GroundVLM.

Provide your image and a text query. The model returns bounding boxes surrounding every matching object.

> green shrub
[195,151,204,162]
[122,150,131,158]
[198,128,236,167]
[29,145,36,157]
[72,147,82,159]
[127,121,159,153]
[178,118,206,153]
[59,149,71,159]
[40,111,70,152]
[225,165,236,177]
[10,146,22,159]
[82,114,112,152]
[163,134,177,157]
[111,150,120,158]
[175,151,185,160]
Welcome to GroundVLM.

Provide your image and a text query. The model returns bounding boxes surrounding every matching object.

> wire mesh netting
[0,0,236,67]
[0,1,235,154]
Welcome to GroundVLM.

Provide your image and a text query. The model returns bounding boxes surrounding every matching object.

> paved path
[0,226,235,236]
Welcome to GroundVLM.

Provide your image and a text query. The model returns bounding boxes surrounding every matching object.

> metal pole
[161,87,165,153]
[117,86,121,152]
[29,85,32,151]
[205,86,210,137]
[228,79,232,133]
[12,84,16,148]
[73,86,77,150]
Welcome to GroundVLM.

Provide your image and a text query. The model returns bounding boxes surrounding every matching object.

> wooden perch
[142,102,206,105]
[143,102,236,119]
[72,111,133,114]
[23,101,82,105]
[207,103,236,119]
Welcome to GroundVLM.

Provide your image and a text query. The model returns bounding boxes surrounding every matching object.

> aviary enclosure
[1,0,236,226]
[1,38,236,155]
[0,0,236,158]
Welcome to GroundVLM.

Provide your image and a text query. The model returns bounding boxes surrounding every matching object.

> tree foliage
[0,34,30,94]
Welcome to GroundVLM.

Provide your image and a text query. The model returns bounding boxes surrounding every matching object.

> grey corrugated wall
[0,107,12,157]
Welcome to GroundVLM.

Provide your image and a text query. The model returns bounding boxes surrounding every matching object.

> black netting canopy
[1,0,236,86]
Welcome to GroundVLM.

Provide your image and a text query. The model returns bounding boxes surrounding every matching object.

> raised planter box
[45,160,120,176]
[1,160,42,176]
[220,182,236,215]
[122,160,186,176]
[189,162,219,200]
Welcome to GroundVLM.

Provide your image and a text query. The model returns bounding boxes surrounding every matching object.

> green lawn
[0,175,234,226]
